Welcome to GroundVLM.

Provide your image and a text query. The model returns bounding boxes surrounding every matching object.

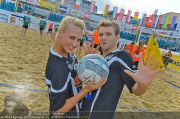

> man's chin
[101,47,108,51]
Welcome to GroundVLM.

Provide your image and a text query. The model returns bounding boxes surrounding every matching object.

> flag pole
[14,0,20,12]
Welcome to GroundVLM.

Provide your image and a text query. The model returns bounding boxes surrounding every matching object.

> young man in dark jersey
[45,16,106,119]
[80,20,162,119]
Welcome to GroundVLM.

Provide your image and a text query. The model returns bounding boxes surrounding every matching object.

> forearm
[132,83,148,96]
[56,88,89,113]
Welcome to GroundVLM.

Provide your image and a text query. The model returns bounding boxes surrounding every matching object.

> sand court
[0,23,179,116]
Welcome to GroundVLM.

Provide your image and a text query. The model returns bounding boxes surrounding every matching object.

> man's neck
[102,47,118,57]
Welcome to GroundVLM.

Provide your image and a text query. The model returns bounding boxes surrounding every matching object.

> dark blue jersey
[45,48,79,118]
[81,50,136,119]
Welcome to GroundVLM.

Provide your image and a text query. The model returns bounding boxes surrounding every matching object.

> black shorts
[23,25,28,29]
[40,27,45,31]
[48,29,52,32]
[80,42,84,46]
[93,44,98,48]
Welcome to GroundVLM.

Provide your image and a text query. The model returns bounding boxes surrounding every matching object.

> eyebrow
[70,35,81,41]
[69,36,76,39]
[106,32,112,34]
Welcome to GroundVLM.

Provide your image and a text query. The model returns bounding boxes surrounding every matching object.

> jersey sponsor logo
[67,64,73,70]
[66,60,78,71]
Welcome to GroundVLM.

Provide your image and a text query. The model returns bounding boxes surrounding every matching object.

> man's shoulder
[106,50,135,68]
[106,50,130,61]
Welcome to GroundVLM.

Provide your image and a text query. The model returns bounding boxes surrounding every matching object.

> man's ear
[115,34,120,40]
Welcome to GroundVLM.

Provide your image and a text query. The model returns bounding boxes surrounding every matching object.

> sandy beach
[0,23,179,116]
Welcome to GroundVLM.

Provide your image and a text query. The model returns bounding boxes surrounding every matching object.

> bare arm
[125,53,163,96]
[132,83,148,96]
[55,79,106,114]
[56,88,88,113]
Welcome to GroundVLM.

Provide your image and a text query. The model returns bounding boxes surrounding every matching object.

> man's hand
[124,53,163,95]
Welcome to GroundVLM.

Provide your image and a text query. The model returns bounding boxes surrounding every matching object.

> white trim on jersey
[50,48,63,58]
[108,56,137,73]
[45,77,51,85]
[45,74,71,93]
[46,73,80,118]
[69,72,80,119]
[112,49,121,53]
[89,88,101,114]
[89,55,137,117]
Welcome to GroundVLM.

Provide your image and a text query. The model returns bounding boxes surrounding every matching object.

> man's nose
[72,40,79,48]
[101,35,106,41]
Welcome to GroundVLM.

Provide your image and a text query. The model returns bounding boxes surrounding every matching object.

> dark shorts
[40,27,45,31]
[48,29,52,32]
[80,42,84,47]
[23,25,28,29]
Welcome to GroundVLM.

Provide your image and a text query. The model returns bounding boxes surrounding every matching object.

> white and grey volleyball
[77,54,109,83]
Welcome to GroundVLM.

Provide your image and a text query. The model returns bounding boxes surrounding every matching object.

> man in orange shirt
[126,42,135,54]
[92,28,100,49]
[132,40,146,68]
[47,21,54,38]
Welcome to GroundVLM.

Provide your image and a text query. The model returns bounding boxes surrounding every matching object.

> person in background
[47,21,54,38]
[39,19,46,39]
[22,15,31,36]
[132,40,146,68]
[85,31,97,55]
[76,33,86,58]
[92,28,100,51]
[162,50,173,68]
[53,23,60,40]
[126,42,135,54]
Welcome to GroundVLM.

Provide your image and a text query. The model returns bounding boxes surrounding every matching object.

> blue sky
[95,0,180,16]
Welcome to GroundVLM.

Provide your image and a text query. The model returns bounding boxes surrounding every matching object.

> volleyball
[77,54,109,83]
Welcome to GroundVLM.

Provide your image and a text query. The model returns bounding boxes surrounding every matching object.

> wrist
[136,83,149,91]
[137,83,147,88]
[82,88,90,94]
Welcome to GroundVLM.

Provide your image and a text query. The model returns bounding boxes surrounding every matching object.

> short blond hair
[98,20,119,35]
[59,16,85,32]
